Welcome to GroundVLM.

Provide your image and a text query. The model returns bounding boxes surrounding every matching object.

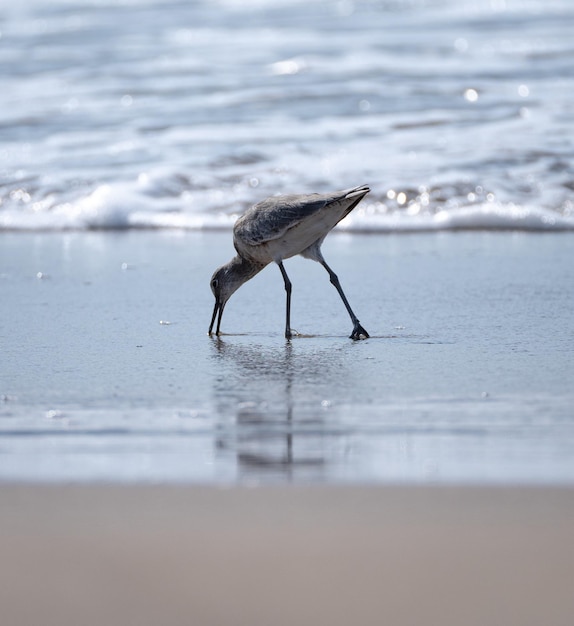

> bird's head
[208,256,264,335]
[210,260,237,299]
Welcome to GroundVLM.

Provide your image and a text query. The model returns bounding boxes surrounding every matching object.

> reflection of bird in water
[210,340,327,479]
[208,185,371,339]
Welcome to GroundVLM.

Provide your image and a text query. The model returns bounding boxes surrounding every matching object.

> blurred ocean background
[1,0,573,231]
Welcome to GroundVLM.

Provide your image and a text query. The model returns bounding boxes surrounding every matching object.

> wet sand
[1,231,574,483]
[1,484,573,626]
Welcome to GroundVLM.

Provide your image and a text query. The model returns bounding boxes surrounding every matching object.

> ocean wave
[2,0,573,236]
[339,202,574,232]
[1,177,572,232]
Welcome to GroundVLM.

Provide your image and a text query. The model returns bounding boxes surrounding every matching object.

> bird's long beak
[208,299,225,335]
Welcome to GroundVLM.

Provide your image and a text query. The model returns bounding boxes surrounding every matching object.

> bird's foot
[285,328,302,339]
[350,323,369,340]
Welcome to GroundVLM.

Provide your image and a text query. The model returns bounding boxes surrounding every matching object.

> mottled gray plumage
[234,194,333,247]
[209,185,370,339]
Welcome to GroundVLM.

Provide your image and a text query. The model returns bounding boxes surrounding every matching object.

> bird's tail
[344,184,370,199]
[336,185,370,223]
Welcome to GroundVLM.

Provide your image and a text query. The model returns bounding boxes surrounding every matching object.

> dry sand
[1,485,573,626]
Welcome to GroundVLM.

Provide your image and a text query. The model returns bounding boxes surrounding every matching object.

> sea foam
[1,174,572,232]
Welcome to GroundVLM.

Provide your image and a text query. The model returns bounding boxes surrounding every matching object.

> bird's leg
[320,260,369,340]
[278,261,293,339]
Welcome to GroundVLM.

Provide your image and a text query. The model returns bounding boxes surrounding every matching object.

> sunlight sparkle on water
[464,88,479,102]
[269,58,306,75]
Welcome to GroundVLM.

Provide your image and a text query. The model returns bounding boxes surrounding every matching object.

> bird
[208,184,370,340]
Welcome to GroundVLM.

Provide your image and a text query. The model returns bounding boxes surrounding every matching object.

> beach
[2,484,573,626]
[2,230,573,624]
[2,0,574,622]
[2,231,573,624]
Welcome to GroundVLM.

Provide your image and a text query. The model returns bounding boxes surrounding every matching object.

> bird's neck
[228,255,267,284]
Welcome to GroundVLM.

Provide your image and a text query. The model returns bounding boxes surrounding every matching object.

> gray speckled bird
[208,185,370,340]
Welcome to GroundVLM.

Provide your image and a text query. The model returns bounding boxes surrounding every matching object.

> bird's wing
[233,194,329,246]
[234,186,369,247]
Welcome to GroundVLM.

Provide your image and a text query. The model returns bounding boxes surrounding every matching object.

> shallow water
[1,0,573,230]
[1,231,573,483]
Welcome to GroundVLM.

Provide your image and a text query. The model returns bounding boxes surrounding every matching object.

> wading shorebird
[208,185,370,340]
